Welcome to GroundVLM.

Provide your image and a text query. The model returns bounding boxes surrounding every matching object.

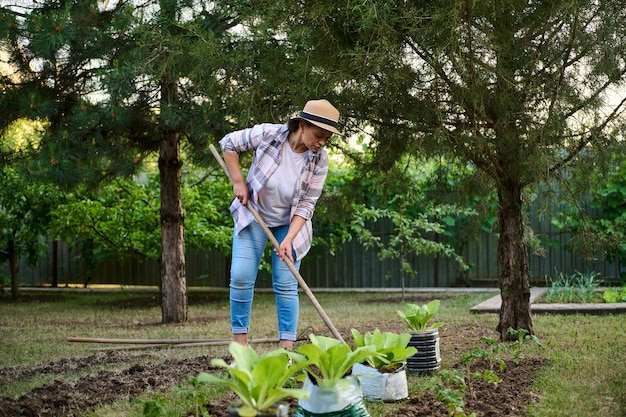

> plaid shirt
[219,123,329,260]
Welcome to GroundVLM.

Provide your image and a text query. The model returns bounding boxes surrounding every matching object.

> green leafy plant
[426,369,476,417]
[397,300,445,332]
[505,328,543,365]
[544,271,601,303]
[602,286,626,303]
[178,375,211,417]
[297,334,382,388]
[459,346,504,395]
[350,328,417,372]
[197,342,310,417]
[135,395,168,417]
[475,336,507,374]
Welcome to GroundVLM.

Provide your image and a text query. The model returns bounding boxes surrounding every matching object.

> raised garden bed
[470,287,626,315]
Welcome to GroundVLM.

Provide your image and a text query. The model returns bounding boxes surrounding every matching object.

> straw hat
[297,99,341,135]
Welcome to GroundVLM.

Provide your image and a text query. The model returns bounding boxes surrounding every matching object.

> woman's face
[301,121,333,153]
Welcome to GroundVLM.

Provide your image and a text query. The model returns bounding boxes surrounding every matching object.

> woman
[219,99,341,350]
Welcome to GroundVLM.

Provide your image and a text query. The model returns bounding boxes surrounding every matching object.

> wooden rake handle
[209,144,345,343]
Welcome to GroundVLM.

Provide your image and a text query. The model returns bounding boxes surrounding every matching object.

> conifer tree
[261,0,626,339]
[0,0,218,323]
[2,0,316,322]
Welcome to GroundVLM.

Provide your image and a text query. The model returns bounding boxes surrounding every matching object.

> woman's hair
[287,118,313,133]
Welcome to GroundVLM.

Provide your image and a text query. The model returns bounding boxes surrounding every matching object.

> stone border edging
[470,287,626,314]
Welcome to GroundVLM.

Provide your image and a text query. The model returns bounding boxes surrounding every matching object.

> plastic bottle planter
[406,328,441,373]
[294,376,371,417]
[352,363,409,402]
[228,400,290,417]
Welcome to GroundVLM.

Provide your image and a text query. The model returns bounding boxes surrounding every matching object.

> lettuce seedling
[297,334,382,388]
[197,343,310,417]
[351,328,417,372]
[397,299,445,332]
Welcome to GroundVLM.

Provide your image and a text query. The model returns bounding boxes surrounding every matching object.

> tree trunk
[496,181,533,341]
[159,79,187,323]
[8,239,19,300]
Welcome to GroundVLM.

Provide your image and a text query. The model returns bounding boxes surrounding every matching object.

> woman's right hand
[222,151,248,205]
[233,181,249,205]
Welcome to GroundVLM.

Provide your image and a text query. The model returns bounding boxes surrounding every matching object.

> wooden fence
[4,213,623,289]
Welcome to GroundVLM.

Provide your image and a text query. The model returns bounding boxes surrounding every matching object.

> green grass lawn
[1,288,625,416]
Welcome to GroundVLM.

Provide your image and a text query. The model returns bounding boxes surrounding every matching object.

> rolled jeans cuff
[232,327,249,335]
[279,331,297,341]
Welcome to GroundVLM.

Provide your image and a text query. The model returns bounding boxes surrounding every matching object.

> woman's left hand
[277,237,294,264]
[278,216,305,264]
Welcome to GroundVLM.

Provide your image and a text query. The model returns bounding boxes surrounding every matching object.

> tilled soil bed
[0,328,545,417]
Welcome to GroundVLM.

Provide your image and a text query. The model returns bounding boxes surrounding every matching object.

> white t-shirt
[257,142,307,227]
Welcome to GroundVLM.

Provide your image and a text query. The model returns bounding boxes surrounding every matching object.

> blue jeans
[229,221,301,341]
